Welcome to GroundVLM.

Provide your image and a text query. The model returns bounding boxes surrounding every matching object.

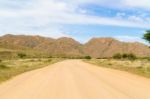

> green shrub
[48,56,53,58]
[113,53,122,59]
[128,53,137,60]
[113,53,136,60]
[18,53,26,58]
[122,53,128,59]
[46,59,52,62]
[84,56,92,59]
[0,64,9,69]
[108,63,112,66]
[136,66,143,69]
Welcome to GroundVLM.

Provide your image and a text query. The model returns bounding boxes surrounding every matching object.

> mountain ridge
[0,34,149,58]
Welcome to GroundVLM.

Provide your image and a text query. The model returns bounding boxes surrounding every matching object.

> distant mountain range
[0,34,150,58]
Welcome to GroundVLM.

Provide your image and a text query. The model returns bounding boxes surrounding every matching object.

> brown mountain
[0,34,53,49]
[84,38,150,58]
[34,37,84,57]
[0,34,55,58]
[0,35,84,58]
[0,34,149,58]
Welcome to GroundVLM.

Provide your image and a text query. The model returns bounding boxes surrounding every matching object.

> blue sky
[0,0,150,44]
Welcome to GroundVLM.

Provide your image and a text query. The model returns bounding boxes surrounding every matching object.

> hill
[0,34,149,58]
[84,38,150,58]
[34,37,84,58]
[0,34,53,49]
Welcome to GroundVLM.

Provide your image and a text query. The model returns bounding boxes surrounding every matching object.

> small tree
[143,30,150,43]
[18,53,26,58]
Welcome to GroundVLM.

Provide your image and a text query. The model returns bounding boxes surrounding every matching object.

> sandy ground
[0,60,150,99]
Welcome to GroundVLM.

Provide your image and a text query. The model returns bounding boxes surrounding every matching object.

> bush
[113,53,122,59]
[47,59,52,62]
[48,56,53,58]
[113,53,136,60]
[84,56,92,59]
[128,53,137,60]
[0,64,9,69]
[122,53,128,59]
[0,59,2,63]
[18,53,26,58]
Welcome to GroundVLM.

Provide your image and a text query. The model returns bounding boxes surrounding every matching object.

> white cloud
[116,12,126,18]
[64,0,150,10]
[123,0,150,9]
[0,0,149,38]
[0,23,68,38]
[128,15,144,23]
[114,35,149,45]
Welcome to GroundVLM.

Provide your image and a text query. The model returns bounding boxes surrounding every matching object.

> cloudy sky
[0,0,150,44]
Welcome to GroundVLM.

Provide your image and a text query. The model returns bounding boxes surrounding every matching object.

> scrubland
[85,59,150,78]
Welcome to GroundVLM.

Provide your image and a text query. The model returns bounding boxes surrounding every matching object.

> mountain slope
[34,37,84,57]
[0,34,149,58]
[0,34,53,49]
[84,38,150,58]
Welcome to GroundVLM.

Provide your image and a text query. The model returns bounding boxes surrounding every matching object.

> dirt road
[0,60,150,99]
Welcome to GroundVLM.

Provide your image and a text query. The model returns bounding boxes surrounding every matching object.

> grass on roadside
[0,58,63,83]
[85,59,150,78]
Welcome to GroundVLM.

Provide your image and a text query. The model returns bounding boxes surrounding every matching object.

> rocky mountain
[34,37,84,57]
[84,38,150,58]
[0,34,149,58]
[0,34,53,49]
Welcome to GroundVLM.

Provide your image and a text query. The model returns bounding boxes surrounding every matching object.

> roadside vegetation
[0,58,63,83]
[85,57,150,78]
[0,53,92,83]
[83,56,92,59]
[85,30,150,78]
[113,53,137,60]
